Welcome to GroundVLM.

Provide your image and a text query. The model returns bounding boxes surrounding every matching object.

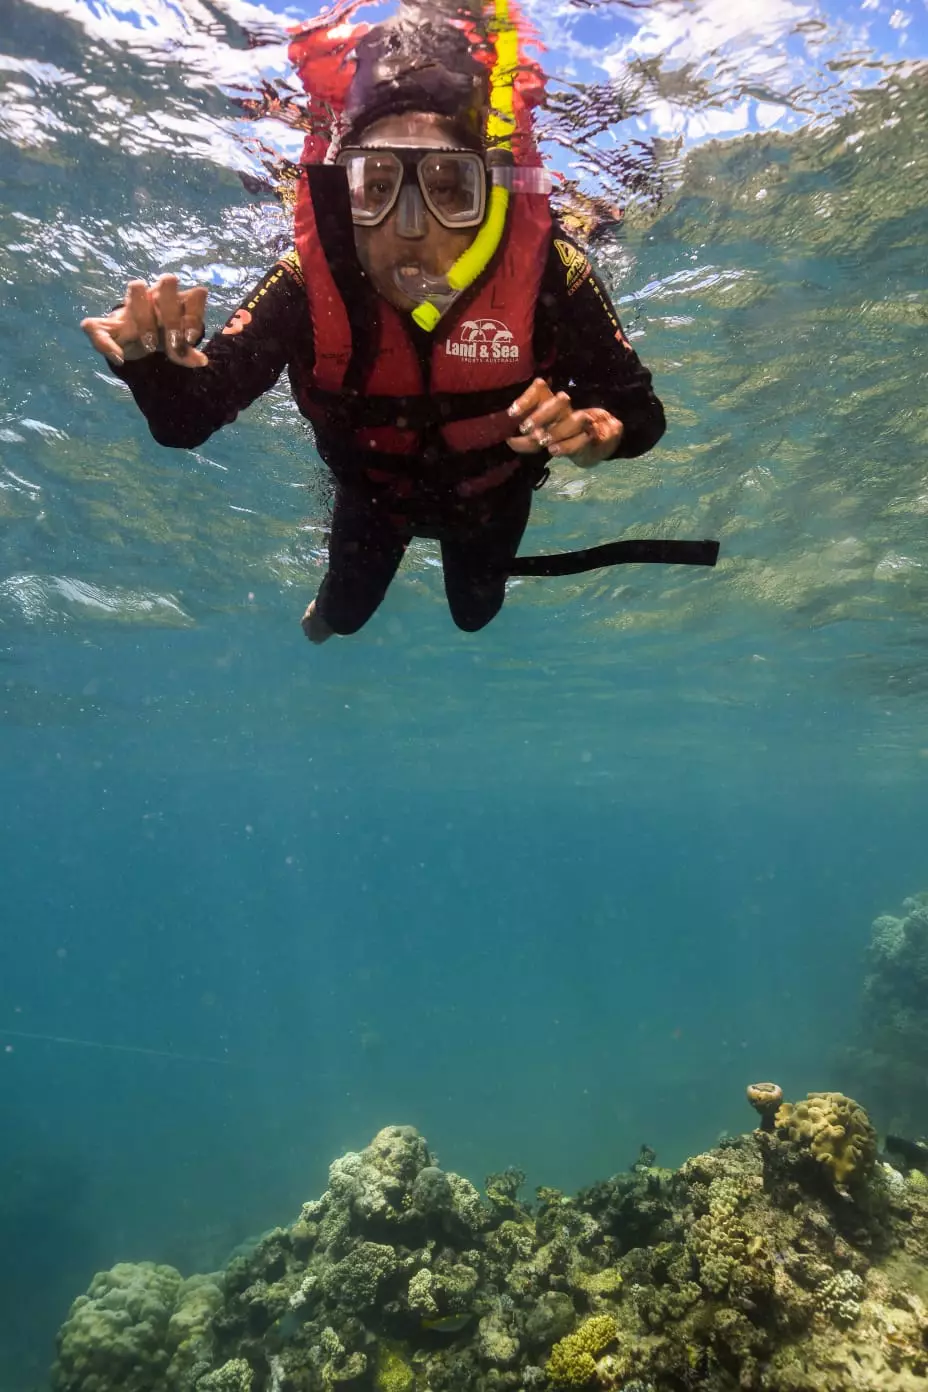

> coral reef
[845,892,928,1135]
[52,1105,928,1392]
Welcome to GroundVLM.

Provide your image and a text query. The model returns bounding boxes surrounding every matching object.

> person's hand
[506,377,624,468]
[80,275,210,369]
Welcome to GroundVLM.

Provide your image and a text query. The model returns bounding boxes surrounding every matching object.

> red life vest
[292,172,552,475]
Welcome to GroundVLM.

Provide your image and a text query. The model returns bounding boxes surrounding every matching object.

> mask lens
[339,151,402,224]
[419,153,485,227]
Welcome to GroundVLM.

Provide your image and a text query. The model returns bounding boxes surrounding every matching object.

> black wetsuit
[115,229,666,633]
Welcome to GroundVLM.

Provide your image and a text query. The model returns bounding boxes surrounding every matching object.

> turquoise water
[2,0,928,1385]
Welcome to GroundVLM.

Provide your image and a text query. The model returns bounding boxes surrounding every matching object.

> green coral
[570,1265,623,1299]
[196,1360,253,1391]
[775,1091,877,1186]
[374,1343,414,1392]
[323,1241,397,1311]
[545,1315,617,1386]
[477,1310,520,1366]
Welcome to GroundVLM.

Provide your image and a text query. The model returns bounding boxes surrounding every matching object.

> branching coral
[818,1270,865,1327]
[774,1091,877,1187]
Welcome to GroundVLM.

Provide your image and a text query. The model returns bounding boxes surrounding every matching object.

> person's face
[349,113,480,312]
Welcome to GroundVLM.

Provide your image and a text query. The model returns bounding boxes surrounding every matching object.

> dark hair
[343,18,489,146]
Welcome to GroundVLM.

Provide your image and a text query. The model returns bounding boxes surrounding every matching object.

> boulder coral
[53,1262,222,1392]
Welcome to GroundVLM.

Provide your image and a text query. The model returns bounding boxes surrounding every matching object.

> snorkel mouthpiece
[394,264,459,316]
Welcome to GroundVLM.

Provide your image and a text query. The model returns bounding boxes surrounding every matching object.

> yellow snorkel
[410,0,519,332]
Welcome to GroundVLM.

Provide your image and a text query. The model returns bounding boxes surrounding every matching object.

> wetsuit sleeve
[111,252,310,450]
[536,231,666,459]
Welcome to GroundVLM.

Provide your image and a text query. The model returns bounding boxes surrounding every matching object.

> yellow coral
[375,1342,414,1392]
[545,1315,617,1386]
[774,1091,876,1186]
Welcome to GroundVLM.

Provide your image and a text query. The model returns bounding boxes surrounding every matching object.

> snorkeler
[81,4,712,642]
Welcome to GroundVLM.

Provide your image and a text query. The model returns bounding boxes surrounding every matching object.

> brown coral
[774,1091,877,1186]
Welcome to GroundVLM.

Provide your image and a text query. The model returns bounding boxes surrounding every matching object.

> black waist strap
[505,538,720,577]
[306,381,533,431]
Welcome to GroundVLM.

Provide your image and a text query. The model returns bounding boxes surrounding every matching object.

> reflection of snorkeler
[82,7,708,642]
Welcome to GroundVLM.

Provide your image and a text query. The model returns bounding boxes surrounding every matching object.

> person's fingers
[180,285,209,342]
[125,280,159,354]
[505,432,548,455]
[586,408,624,450]
[178,285,210,367]
[506,376,553,426]
[518,391,574,445]
[547,428,596,459]
[151,274,188,363]
[551,411,625,466]
[81,318,125,365]
[542,409,593,449]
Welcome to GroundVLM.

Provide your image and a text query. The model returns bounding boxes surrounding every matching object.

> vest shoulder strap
[305,166,377,394]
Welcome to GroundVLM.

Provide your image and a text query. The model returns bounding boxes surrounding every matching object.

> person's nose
[394,184,428,239]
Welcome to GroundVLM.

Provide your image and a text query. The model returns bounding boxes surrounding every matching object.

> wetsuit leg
[314,484,411,635]
[439,478,535,632]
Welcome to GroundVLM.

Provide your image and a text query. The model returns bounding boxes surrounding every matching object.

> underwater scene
[2,0,928,1386]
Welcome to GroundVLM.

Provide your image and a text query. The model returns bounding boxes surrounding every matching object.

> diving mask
[336,147,487,230]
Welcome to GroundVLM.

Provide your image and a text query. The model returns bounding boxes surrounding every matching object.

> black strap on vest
[505,538,720,577]
[304,380,535,430]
